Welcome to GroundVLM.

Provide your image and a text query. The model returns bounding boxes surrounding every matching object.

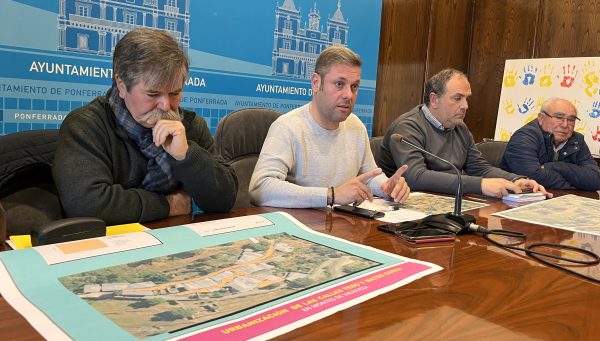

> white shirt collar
[421,104,447,131]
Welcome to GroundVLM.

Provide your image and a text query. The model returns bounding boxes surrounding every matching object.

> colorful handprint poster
[495,58,600,157]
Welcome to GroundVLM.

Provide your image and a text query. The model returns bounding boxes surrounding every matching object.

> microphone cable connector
[467,222,488,234]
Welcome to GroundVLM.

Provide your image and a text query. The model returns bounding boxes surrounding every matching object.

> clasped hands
[334,165,410,206]
[166,188,192,217]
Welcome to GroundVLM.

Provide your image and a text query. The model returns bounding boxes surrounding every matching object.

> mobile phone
[333,204,385,219]
[396,228,456,244]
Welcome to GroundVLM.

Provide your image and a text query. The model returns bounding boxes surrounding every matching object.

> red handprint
[560,64,577,88]
[592,126,600,141]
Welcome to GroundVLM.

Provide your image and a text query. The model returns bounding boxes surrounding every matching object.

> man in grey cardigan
[249,46,410,208]
[377,68,549,198]
[53,29,237,225]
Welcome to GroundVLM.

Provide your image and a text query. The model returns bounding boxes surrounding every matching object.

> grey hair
[540,97,578,115]
[112,28,189,91]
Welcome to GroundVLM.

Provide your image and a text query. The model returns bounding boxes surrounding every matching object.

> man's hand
[481,178,553,198]
[481,178,521,198]
[153,120,189,161]
[380,164,410,203]
[514,178,553,198]
[166,189,192,216]
[335,168,383,205]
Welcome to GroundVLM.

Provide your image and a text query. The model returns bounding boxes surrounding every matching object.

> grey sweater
[377,104,519,195]
[249,103,387,208]
[53,96,237,225]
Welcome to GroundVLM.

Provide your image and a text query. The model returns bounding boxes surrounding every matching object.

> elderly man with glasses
[501,97,600,190]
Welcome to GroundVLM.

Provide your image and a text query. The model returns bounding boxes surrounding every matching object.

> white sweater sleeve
[249,121,328,208]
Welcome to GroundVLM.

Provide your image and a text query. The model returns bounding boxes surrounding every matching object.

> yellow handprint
[574,119,586,134]
[503,69,517,87]
[581,61,599,97]
[500,128,512,141]
[535,97,546,111]
[503,98,515,114]
[539,65,553,87]
[570,98,580,108]
[524,112,537,124]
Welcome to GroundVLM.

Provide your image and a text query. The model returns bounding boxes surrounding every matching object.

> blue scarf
[108,86,179,194]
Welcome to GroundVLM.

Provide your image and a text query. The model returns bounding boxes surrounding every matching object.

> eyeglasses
[541,111,580,124]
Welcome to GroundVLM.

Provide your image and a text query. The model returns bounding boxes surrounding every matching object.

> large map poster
[0,212,441,340]
[494,194,600,235]
[494,57,600,156]
[0,0,382,136]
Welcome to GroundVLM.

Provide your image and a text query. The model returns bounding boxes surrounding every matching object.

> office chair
[214,108,281,208]
[475,140,508,167]
[0,130,104,243]
[0,129,63,236]
[369,136,384,167]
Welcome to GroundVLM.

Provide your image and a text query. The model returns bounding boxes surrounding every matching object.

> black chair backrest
[370,136,384,167]
[0,129,63,235]
[214,108,281,208]
[475,140,508,167]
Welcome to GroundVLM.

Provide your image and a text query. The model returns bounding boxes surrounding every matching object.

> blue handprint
[517,97,534,114]
[588,101,600,118]
[521,65,537,86]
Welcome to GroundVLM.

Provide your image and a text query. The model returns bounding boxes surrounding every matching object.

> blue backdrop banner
[0,0,382,135]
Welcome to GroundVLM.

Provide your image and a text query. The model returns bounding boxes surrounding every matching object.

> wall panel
[373,0,431,136]
[465,0,539,142]
[425,0,473,78]
[536,0,600,57]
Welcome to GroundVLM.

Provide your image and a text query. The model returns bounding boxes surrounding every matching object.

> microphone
[391,133,475,234]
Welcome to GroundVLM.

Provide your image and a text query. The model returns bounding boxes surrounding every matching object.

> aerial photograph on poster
[59,232,380,338]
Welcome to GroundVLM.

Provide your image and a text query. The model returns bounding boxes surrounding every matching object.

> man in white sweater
[249,46,410,208]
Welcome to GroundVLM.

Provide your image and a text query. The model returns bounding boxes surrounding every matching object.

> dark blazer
[500,120,600,190]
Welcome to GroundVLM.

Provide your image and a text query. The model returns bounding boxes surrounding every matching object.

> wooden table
[2,190,599,340]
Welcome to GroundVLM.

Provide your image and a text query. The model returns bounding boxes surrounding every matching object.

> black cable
[469,224,600,284]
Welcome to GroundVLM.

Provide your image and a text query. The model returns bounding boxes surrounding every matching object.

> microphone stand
[391,138,600,282]
[392,134,475,234]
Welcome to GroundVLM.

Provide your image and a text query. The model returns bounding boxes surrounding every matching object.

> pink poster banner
[182,261,432,340]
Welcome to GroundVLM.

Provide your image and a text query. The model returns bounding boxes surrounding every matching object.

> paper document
[502,192,546,203]
[35,232,162,265]
[359,192,488,223]
[184,215,274,236]
[494,194,600,235]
